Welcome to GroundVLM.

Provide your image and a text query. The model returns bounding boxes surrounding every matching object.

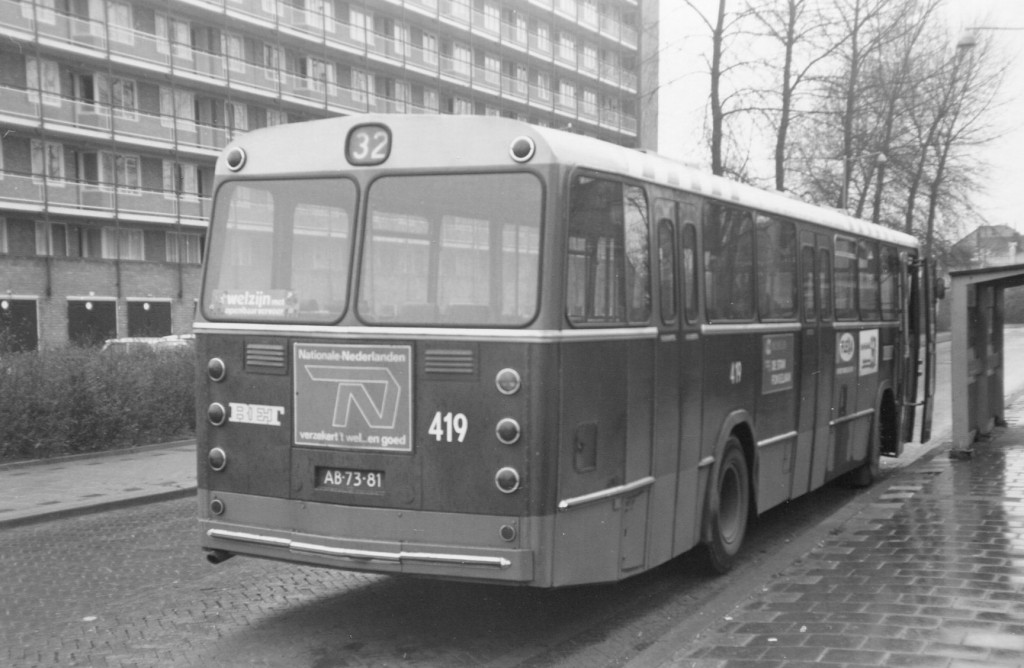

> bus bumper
[198,490,536,584]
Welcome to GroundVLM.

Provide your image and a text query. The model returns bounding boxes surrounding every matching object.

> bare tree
[746,0,840,191]
[682,0,760,177]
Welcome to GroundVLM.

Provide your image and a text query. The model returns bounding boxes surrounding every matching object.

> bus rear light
[208,447,227,472]
[495,368,521,395]
[509,136,536,163]
[208,357,227,382]
[208,402,227,426]
[499,524,517,542]
[210,497,225,515]
[495,467,520,494]
[496,418,521,445]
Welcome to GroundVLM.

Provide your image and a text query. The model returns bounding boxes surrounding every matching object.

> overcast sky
[657,0,1024,233]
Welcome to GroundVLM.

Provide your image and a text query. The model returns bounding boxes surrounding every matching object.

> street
[2,328,1024,667]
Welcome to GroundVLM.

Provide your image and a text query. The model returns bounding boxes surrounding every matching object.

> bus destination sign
[293,343,413,452]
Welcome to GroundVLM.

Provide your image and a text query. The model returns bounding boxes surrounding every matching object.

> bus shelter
[948,263,1024,456]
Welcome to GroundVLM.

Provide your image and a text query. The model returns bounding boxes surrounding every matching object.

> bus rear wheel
[703,437,750,575]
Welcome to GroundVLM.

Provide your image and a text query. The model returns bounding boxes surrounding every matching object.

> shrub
[0,346,196,462]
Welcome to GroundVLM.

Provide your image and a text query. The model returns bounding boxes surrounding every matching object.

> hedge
[0,347,196,462]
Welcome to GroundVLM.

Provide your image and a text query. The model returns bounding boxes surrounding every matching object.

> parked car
[101,334,195,353]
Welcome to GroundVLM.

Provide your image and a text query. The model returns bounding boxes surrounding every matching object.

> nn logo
[305,366,402,429]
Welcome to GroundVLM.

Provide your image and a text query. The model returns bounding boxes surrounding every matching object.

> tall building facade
[0,0,648,350]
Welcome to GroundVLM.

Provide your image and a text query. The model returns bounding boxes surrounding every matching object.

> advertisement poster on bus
[761,333,795,394]
[859,329,879,376]
[293,343,412,452]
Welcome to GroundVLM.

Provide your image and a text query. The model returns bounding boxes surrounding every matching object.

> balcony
[0,0,33,36]
[501,76,529,102]
[473,66,502,94]
[440,56,472,83]
[439,0,471,27]
[3,83,233,156]
[0,170,211,224]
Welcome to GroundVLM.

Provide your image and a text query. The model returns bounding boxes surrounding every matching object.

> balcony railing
[0,170,212,223]
[1,0,641,144]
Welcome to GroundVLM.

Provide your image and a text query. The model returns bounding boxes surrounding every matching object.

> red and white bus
[196,115,936,586]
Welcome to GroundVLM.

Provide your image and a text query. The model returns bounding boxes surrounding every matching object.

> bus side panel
[754,331,799,513]
[649,334,680,568]
[672,327,704,557]
[552,338,652,586]
[701,332,758,496]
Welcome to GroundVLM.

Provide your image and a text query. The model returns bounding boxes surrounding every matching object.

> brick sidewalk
[636,394,1024,668]
[0,441,196,529]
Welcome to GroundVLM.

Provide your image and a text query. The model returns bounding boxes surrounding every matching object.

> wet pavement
[0,440,195,529]
[635,392,1024,667]
[5,402,1024,665]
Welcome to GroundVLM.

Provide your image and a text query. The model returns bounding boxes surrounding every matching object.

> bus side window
[567,176,650,325]
[818,247,833,321]
[801,245,816,321]
[704,203,754,321]
[657,217,678,324]
[681,222,698,323]
[623,186,651,324]
[835,237,858,320]
[756,215,797,320]
[859,240,880,321]
[880,245,898,320]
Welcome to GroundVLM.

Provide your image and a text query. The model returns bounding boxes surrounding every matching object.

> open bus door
[898,257,936,450]
[919,259,938,444]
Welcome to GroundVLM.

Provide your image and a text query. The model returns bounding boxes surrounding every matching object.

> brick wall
[0,256,201,349]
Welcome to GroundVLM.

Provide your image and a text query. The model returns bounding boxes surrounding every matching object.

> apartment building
[0,0,649,350]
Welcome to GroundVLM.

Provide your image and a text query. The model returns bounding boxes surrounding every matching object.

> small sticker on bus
[229,402,285,426]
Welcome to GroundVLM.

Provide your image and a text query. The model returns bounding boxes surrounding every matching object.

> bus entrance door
[807,238,837,491]
[792,236,820,499]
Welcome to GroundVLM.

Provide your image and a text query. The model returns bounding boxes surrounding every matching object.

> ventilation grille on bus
[423,348,476,376]
[245,342,287,375]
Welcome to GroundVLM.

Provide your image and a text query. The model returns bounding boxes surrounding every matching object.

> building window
[349,7,371,44]
[26,57,61,106]
[420,32,438,65]
[167,232,203,264]
[102,228,145,261]
[482,2,500,33]
[163,161,198,199]
[567,176,650,325]
[156,15,193,59]
[452,43,471,76]
[160,88,195,128]
[30,140,65,183]
[107,1,134,45]
[68,299,117,347]
[35,221,67,257]
[450,97,473,115]
[127,301,171,337]
[351,69,369,103]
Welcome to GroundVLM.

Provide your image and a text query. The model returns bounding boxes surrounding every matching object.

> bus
[196,115,936,586]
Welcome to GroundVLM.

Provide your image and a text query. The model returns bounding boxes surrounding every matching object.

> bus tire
[703,436,750,575]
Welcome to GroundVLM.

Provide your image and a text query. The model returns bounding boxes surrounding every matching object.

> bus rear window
[203,179,355,323]
[359,174,542,326]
